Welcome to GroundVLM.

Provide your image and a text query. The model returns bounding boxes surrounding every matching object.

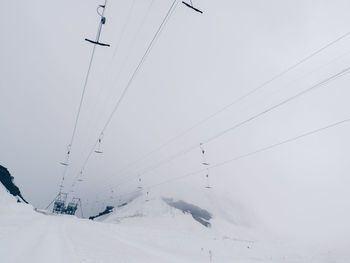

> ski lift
[95,134,104,154]
[200,143,210,166]
[137,178,143,189]
[182,1,203,13]
[205,171,212,189]
[60,145,71,166]
[77,170,84,182]
[85,3,110,47]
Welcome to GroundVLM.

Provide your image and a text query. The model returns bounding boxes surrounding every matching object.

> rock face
[89,206,114,220]
[163,198,212,227]
[0,165,28,203]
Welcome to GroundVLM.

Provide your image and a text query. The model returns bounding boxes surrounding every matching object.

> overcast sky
[1,0,350,250]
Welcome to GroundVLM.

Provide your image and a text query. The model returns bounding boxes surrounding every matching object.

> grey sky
[1,0,350,249]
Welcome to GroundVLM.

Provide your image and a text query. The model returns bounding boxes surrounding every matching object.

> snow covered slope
[98,191,257,242]
[0,186,348,263]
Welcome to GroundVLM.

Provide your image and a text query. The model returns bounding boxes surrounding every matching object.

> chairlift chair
[85,4,110,47]
[182,1,203,13]
[205,173,212,189]
[200,143,209,166]
[77,171,84,182]
[137,178,143,189]
[95,136,104,154]
[85,39,110,47]
[60,145,71,166]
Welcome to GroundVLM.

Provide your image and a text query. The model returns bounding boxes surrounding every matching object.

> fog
[1,0,350,251]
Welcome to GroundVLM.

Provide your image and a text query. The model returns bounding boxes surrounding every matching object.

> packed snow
[0,184,348,263]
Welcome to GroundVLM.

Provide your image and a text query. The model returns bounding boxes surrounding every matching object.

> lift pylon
[53,192,68,214]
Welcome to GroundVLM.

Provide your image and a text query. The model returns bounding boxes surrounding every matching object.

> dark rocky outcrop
[89,206,114,220]
[0,165,28,203]
[163,198,212,227]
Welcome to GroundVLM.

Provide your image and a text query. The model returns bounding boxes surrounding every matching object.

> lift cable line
[86,0,157,137]
[201,67,350,144]
[100,0,179,134]
[111,117,350,201]
[75,0,155,151]
[109,30,350,179]
[105,0,157,106]
[147,117,350,190]
[57,0,110,195]
[111,0,137,59]
[106,66,350,189]
[69,0,180,190]
[96,47,350,193]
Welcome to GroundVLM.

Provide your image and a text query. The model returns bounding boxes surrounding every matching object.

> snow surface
[0,185,348,263]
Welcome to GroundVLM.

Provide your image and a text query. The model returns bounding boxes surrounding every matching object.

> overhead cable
[112,31,350,177]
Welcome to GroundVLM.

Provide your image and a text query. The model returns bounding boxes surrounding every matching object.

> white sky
[1,0,350,249]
